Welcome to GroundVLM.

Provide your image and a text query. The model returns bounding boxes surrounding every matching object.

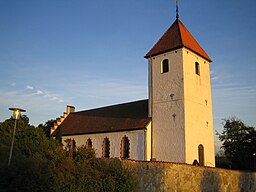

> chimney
[66,105,75,114]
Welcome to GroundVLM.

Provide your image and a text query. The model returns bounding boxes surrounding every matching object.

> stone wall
[123,160,256,192]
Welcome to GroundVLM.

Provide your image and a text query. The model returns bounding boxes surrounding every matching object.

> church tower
[145,14,215,165]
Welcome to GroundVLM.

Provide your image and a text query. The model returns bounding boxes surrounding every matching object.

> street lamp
[253,153,256,171]
[8,107,26,168]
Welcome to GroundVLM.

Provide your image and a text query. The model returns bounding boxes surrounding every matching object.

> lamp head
[9,108,26,120]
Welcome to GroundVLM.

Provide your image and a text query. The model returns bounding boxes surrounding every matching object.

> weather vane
[176,0,179,19]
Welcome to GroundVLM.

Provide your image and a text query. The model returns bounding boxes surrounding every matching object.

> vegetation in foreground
[0,116,136,192]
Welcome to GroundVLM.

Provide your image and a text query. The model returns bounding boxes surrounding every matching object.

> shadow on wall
[200,169,221,192]
[124,161,256,191]
[135,163,165,192]
[239,172,256,192]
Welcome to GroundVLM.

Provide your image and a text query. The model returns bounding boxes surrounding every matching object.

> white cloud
[0,83,68,125]
[43,94,52,98]
[26,85,34,90]
[210,70,219,81]
[11,82,16,86]
[211,76,219,81]
[69,79,147,107]
[51,96,58,100]
[36,90,43,94]
[1,73,146,125]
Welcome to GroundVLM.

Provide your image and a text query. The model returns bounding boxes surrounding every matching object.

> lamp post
[8,108,26,168]
[253,153,256,171]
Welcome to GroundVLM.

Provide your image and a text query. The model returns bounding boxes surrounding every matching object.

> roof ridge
[177,19,212,62]
[75,99,148,114]
[176,19,184,45]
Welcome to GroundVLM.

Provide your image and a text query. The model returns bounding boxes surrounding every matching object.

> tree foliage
[0,116,136,191]
[38,119,55,138]
[217,117,256,170]
[56,125,62,144]
[215,150,231,169]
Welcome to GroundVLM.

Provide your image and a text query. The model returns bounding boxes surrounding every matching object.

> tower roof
[145,19,211,62]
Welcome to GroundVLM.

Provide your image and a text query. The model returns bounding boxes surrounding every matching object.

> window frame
[195,62,200,75]
[120,135,130,159]
[161,59,169,73]
[86,138,92,149]
[102,137,110,158]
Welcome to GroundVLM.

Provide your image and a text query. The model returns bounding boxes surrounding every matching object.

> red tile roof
[57,100,150,136]
[145,19,211,62]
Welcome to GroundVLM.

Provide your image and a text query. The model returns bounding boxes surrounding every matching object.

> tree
[38,119,55,138]
[215,150,231,169]
[56,125,62,144]
[0,115,32,147]
[0,115,57,191]
[0,116,137,192]
[217,117,256,170]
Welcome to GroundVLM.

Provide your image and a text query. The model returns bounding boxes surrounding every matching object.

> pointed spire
[176,0,179,19]
[144,19,211,62]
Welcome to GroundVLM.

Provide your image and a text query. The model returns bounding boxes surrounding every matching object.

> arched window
[120,136,130,159]
[198,144,204,166]
[161,59,169,73]
[195,62,200,75]
[102,137,110,158]
[86,138,92,149]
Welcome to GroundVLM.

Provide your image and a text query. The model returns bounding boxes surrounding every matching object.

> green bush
[0,117,136,192]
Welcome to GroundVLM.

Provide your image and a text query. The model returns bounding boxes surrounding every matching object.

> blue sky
[0,0,256,142]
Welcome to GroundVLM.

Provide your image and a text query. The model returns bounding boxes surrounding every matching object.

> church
[51,8,215,166]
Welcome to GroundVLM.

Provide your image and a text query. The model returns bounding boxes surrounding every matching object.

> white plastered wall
[182,48,215,166]
[149,48,215,165]
[150,49,186,162]
[62,130,146,160]
[145,122,152,161]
